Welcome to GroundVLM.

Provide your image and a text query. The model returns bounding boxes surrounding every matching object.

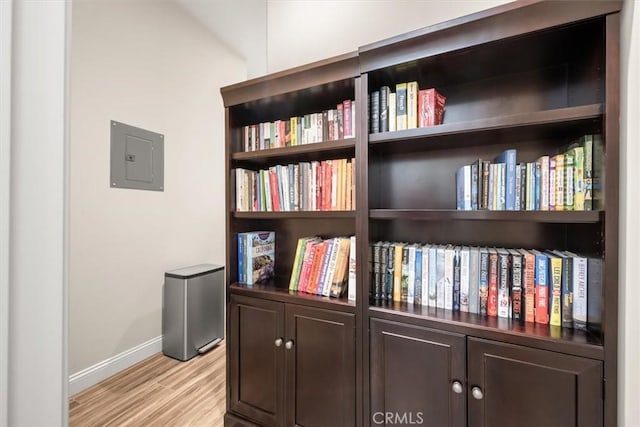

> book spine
[587,257,603,332]
[372,242,382,300]
[479,249,489,316]
[347,236,357,301]
[488,250,498,317]
[482,161,490,210]
[401,246,410,303]
[555,154,565,211]
[389,93,397,132]
[444,246,454,310]
[428,246,437,307]
[510,251,523,321]
[370,91,380,134]
[460,247,470,313]
[471,161,479,211]
[421,245,430,306]
[549,157,556,210]
[497,250,510,318]
[521,250,535,323]
[560,254,573,328]
[572,255,587,330]
[343,100,352,138]
[415,247,423,305]
[378,87,389,133]
[573,146,585,210]
[548,255,562,326]
[323,239,340,296]
[317,240,334,295]
[436,246,446,309]
[407,245,416,303]
[505,150,517,211]
[396,83,408,130]
[583,135,593,210]
[453,247,461,312]
[565,150,575,211]
[514,163,521,212]
[540,155,550,211]
[237,233,245,283]
[386,245,395,301]
[534,252,549,324]
[245,233,254,284]
[393,243,403,302]
[407,81,419,129]
[289,237,306,291]
[469,247,479,314]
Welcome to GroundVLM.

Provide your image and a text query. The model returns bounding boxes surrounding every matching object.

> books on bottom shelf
[289,236,356,300]
[237,231,275,285]
[370,241,601,332]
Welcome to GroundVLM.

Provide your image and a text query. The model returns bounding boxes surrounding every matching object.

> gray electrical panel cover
[110,120,164,191]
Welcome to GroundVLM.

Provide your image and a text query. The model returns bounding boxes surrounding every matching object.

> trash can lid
[165,264,224,279]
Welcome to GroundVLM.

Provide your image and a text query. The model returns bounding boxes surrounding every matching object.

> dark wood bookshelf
[369,104,603,154]
[369,209,603,223]
[222,2,621,426]
[233,210,355,219]
[369,302,603,360]
[230,282,356,314]
[232,138,355,166]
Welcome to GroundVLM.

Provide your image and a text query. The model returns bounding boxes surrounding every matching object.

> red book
[306,241,328,294]
[488,248,498,317]
[519,249,536,323]
[418,88,447,127]
[298,241,319,293]
[269,167,280,212]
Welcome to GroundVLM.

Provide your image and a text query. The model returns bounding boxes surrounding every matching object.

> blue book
[494,149,517,210]
[532,250,549,324]
[237,233,245,283]
[415,248,423,305]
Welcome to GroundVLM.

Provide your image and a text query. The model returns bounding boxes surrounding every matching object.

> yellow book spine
[549,256,563,326]
[346,161,352,211]
[291,117,298,146]
[407,81,419,129]
[393,243,404,302]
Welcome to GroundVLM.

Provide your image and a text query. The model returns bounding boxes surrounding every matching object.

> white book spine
[421,245,430,306]
[407,245,416,303]
[460,247,470,312]
[573,255,588,328]
[389,93,397,132]
[347,236,357,301]
[323,238,340,296]
[236,168,243,211]
[428,246,437,307]
[444,246,454,310]
[541,156,550,211]
[436,246,445,308]
[464,165,472,210]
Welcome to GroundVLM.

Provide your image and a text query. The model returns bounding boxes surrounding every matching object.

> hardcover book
[239,231,275,285]
[407,81,419,129]
[396,83,408,130]
[418,88,446,127]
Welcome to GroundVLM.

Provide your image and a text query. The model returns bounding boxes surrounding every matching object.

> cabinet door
[467,337,603,427]
[370,318,466,427]
[285,305,356,427]
[229,295,285,427]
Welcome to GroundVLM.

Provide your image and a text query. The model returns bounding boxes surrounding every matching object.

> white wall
[620,0,639,424]
[266,0,511,73]
[178,0,267,78]
[8,1,68,425]
[70,0,245,376]
[0,0,11,425]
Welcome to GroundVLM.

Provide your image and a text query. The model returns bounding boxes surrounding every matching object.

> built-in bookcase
[223,2,621,426]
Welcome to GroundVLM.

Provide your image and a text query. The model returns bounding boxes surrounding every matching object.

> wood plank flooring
[69,342,226,426]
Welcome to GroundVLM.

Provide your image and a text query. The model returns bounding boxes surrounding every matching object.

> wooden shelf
[230,283,356,314]
[369,302,603,360]
[233,210,355,219]
[231,138,355,165]
[369,104,602,153]
[369,209,603,223]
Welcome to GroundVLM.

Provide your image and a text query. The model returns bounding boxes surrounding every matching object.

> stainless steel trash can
[162,264,225,361]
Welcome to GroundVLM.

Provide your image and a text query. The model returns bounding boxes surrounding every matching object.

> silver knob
[451,381,463,394]
[471,386,484,400]
[285,340,294,350]
[275,338,283,347]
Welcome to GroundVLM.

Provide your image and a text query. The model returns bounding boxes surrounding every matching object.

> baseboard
[68,335,162,396]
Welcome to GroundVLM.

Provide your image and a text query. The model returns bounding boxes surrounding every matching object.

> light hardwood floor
[69,342,226,426]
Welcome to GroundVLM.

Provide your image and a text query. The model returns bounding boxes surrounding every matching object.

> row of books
[235,158,355,212]
[240,99,355,152]
[370,241,602,330]
[238,231,275,285]
[289,236,356,300]
[369,83,446,134]
[456,135,602,211]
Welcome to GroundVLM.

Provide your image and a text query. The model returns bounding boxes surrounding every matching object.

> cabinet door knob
[451,381,463,394]
[285,340,294,350]
[275,338,283,347]
[471,386,484,400]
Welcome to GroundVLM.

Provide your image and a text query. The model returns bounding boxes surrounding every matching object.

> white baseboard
[68,336,162,396]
